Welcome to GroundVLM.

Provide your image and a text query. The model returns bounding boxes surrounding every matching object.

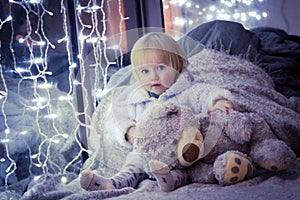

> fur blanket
[1,48,300,199]
[187,49,300,156]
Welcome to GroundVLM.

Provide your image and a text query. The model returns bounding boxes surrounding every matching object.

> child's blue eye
[141,69,149,74]
[157,65,166,70]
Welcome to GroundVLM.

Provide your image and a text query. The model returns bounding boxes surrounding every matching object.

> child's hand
[125,126,136,145]
[209,99,234,114]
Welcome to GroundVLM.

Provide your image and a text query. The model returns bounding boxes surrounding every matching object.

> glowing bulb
[61,176,68,184]
[86,37,98,43]
[233,13,240,19]
[31,154,38,159]
[15,67,30,73]
[20,131,28,135]
[73,80,80,85]
[4,129,10,134]
[209,5,216,11]
[241,15,247,21]
[173,17,185,26]
[206,14,213,20]
[51,139,60,144]
[35,41,46,46]
[262,12,268,17]
[5,15,12,22]
[32,57,44,64]
[37,83,53,89]
[248,11,257,17]
[1,139,10,143]
[5,166,12,173]
[58,37,67,43]
[110,45,119,50]
[28,0,40,3]
[61,134,69,139]
[33,176,41,181]
[36,102,42,108]
[70,63,77,69]
[44,114,58,119]
[91,5,101,10]
[58,95,73,101]
[32,97,47,103]
[185,2,192,8]
[0,158,5,162]
[95,89,103,99]
[44,71,53,76]
[100,36,107,41]
[79,34,88,41]
[0,91,7,99]
[18,38,25,43]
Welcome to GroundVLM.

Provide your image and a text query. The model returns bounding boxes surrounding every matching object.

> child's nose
[150,71,159,81]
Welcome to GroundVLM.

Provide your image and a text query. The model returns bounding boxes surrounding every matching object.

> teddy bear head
[134,103,203,170]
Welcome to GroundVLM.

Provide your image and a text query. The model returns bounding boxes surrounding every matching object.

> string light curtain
[163,0,268,34]
[0,0,126,187]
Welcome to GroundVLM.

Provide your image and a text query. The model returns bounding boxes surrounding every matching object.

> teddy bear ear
[165,103,179,114]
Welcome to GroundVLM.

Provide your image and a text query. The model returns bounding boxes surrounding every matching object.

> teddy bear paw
[258,161,293,172]
[213,151,255,186]
[251,139,297,172]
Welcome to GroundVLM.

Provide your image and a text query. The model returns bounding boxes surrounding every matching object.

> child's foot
[149,160,175,192]
[80,170,115,191]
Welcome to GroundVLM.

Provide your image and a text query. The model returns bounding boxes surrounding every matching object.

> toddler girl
[80,32,234,192]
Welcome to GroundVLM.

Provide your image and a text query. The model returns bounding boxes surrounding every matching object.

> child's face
[135,50,179,95]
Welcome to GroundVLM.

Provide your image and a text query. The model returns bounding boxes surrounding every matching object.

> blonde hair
[130,32,187,74]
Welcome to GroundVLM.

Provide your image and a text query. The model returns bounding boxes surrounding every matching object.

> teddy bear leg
[187,161,216,184]
[213,151,256,186]
[149,160,189,192]
[250,139,297,172]
[177,126,204,167]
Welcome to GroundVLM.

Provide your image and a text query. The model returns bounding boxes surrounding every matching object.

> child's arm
[208,99,235,114]
[105,86,136,147]
[189,83,234,113]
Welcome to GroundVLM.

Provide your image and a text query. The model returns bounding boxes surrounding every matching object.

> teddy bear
[134,103,298,186]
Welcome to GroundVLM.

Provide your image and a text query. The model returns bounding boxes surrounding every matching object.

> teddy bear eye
[172,139,178,145]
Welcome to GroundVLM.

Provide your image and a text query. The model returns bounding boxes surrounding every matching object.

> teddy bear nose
[182,143,200,163]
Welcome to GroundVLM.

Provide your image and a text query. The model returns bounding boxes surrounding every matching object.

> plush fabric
[1,21,300,199]
[187,48,300,156]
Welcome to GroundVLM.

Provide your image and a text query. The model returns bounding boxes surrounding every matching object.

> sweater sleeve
[191,83,233,112]
[106,112,134,147]
[105,88,135,147]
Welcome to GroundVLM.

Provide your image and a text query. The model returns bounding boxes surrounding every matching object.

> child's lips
[151,84,162,88]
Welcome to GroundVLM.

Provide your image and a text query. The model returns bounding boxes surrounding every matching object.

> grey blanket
[1,48,300,200]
